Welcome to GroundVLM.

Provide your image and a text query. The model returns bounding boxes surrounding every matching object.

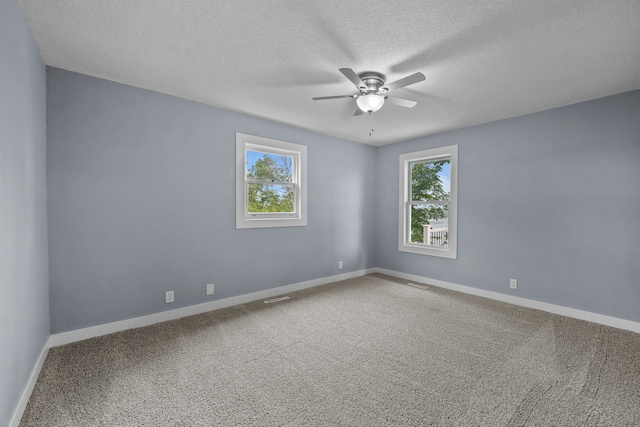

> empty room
[2,1,640,426]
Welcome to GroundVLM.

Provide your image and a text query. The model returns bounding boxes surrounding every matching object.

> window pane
[237,133,307,229]
[399,145,457,258]
[410,159,450,202]
[248,183,295,213]
[246,150,293,183]
[410,204,449,246]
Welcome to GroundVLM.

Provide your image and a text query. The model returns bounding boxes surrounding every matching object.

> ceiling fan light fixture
[356,94,385,113]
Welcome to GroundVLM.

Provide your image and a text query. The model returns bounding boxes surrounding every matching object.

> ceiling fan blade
[381,72,425,92]
[353,107,364,116]
[385,96,418,108]
[339,68,367,91]
[312,95,355,100]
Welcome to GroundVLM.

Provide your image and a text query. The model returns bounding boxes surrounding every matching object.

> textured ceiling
[20,0,640,146]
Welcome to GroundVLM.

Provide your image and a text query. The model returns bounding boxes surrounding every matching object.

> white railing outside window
[398,145,458,259]
[423,225,449,247]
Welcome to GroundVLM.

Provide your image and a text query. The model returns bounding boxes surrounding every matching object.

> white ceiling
[20,0,640,146]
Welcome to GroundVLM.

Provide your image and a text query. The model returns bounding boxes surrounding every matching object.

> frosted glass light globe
[356,94,385,112]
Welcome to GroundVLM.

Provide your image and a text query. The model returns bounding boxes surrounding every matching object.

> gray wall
[5,2,639,419]
[46,67,640,334]
[0,1,49,425]
[46,68,377,333]
[376,90,640,323]
[5,17,640,421]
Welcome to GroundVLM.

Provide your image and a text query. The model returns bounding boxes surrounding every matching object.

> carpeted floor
[20,274,640,426]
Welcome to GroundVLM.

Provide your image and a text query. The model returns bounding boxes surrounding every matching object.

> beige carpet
[20,274,640,426]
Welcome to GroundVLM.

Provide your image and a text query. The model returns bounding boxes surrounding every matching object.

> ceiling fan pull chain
[312,69,425,138]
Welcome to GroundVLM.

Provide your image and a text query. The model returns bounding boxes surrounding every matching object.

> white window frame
[398,145,458,258]
[236,133,307,229]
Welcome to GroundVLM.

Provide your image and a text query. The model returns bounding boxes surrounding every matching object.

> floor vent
[264,296,291,304]
[405,282,429,290]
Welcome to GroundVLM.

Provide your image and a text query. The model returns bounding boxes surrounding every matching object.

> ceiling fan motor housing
[358,72,386,94]
[312,68,423,115]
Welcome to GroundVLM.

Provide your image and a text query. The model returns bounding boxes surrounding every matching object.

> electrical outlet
[206,283,214,296]
[165,290,174,303]
[509,279,518,290]
[338,261,343,269]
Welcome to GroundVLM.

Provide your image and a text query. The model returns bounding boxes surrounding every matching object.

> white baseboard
[12,269,373,426]
[48,268,375,348]
[14,266,639,427]
[374,268,640,334]
[9,343,50,427]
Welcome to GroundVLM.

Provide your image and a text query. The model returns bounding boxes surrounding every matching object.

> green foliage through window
[246,151,295,213]
[410,159,450,244]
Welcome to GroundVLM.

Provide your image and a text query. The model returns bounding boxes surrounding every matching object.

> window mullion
[398,145,457,259]
[236,132,307,229]
[408,200,449,206]
[246,179,296,186]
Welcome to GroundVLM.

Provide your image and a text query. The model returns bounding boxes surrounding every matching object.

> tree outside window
[246,152,295,213]
[410,159,450,245]
[236,133,307,229]
[399,145,457,258]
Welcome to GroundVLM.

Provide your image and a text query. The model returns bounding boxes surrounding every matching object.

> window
[399,145,458,258]
[236,133,307,229]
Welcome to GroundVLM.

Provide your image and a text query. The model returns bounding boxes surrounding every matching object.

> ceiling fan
[313,68,425,116]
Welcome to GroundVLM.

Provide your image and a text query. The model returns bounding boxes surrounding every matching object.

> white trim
[374,267,640,334]
[236,133,307,229]
[398,145,458,259]
[12,267,640,425]
[11,268,373,425]
[49,268,375,348]
[9,343,51,427]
